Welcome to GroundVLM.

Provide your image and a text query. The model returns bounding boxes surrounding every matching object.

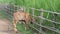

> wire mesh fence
[0,3,60,34]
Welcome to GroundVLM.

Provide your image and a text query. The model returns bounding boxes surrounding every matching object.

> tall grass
[1,0,60,11]
[9,0,60,11]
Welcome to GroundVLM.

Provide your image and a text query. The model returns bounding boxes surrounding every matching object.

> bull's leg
[23,22,27,30]
[13,19,18,32]
[25,21,29,30]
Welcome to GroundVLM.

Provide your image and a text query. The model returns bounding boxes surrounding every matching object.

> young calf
[13,10,36,32]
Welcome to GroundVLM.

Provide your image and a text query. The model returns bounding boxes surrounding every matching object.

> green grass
[8,0,60,11]
[0,10,7,18]
[16,23,38,34]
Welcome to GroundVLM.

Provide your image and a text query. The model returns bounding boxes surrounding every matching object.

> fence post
[38,8,44,34]
[27,7,30,13]
[23,6,26,12]
[53,14,57,29]
[32,8,34,17]
[32,8,35,25]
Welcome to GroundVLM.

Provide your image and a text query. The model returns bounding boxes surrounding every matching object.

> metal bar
[39,16,60,24]
[32,8,34,17]
[4,6,14,11]
[34,23,60,33]
[33,15,60,24]
[27,7,60,15]
[39,9,44,34]
[29,25,46,34]
[17,6,60,15]
[9,5,60,15]
[0,7,13,17]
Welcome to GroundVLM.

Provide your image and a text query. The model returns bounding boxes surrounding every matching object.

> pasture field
[0,0,60,34]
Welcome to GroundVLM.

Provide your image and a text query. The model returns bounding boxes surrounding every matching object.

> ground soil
[0,19,21,34]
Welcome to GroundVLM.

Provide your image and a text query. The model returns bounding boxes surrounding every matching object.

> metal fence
[28,8,60,34]
[0,3,60,34]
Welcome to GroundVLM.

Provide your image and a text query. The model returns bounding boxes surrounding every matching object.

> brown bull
[13,10,36,32]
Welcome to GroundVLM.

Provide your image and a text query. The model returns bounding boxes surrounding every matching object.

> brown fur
[13,10,36,32]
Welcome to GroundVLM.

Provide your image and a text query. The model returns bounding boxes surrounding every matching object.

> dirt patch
[0,19,14,34]
[0,19,22,34]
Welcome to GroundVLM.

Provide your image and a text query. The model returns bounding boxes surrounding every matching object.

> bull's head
[31,17,37,24]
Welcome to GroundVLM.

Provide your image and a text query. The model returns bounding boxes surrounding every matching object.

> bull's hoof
[16,31,22,34]
[16,31,18,33]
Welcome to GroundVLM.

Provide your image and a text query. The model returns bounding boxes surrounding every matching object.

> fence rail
[34,23,60,33]
[30,8,60,34]
[33,15,60,24]
[25,6,60,34]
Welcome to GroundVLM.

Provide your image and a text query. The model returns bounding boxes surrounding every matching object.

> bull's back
[25,13,31,22]
[13,11,25,20]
